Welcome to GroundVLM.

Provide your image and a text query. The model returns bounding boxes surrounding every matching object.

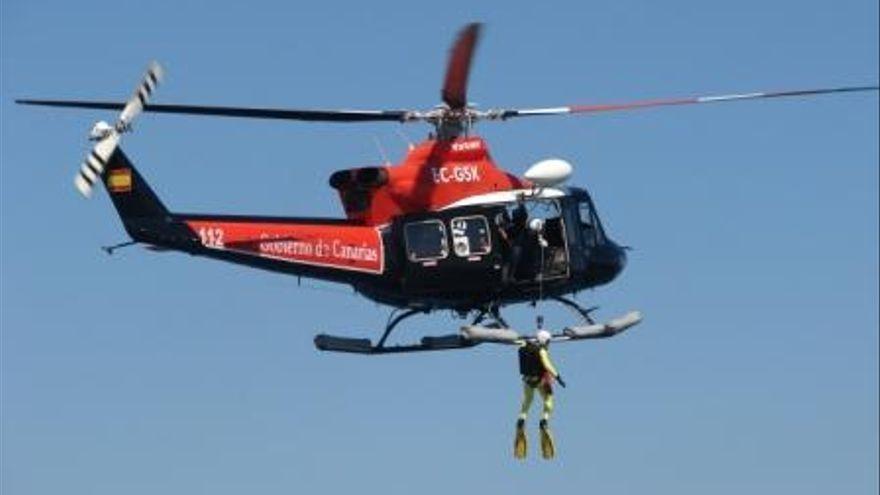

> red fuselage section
[329,136,529,225]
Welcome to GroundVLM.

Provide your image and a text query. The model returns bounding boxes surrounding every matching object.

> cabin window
[405,220,449,261]
[450,215,492,257]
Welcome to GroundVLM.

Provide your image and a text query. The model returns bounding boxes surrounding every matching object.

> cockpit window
[579,202,595,228]
[578,199,603,245]
[450,215,491,257]
[405,220,449,261]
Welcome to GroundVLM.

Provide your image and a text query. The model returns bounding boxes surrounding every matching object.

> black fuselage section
[356,187,627,310]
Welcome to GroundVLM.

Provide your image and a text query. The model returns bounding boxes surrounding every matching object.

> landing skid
[313,333,477,354]
[462,309,642,344]
[314,307,479,355]
[314,299,642,355]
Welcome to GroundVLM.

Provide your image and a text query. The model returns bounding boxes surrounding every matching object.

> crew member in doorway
[514,317,565,460]
[496,203,528,281]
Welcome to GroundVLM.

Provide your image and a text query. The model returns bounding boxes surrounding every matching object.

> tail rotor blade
[118,61,164,129]
[75,132,120,197]
[442,23,482,110]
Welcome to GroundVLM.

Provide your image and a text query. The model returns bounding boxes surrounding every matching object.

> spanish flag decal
[107,168,132,193]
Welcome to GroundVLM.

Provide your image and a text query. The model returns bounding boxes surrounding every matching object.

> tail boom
[101,150,385,284]
[179,215,385,278]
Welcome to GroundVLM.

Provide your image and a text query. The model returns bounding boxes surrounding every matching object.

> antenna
[395,127,415,150]
[372,136,391,165]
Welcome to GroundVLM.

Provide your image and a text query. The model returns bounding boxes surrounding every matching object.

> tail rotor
[74,61,164,197]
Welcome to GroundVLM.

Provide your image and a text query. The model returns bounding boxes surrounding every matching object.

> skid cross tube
[376,308,425,349]
[552,296,598,325]
[470,303,509,328]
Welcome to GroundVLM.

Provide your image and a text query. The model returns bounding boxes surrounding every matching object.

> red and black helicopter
[18,24,878,354]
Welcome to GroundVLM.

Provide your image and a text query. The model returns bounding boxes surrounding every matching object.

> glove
[555,375,566,388]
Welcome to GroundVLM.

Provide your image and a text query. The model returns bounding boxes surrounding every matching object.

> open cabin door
[509,200,570,284]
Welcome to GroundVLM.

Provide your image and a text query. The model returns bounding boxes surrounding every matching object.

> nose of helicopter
[613,242,628,273]
[607,241,628,279]
[586,241,628,285]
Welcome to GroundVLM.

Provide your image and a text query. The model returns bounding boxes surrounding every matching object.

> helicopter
[17,23,878,355]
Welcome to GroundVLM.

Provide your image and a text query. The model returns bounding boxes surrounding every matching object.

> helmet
[536,330,552,345]
[528,218,545,233]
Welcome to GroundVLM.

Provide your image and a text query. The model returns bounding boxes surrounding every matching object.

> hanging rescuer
[514,316,566,460]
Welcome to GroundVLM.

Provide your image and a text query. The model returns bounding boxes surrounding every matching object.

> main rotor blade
[442,23,482,110]
[15,99,410,123]
[501,85,880,119]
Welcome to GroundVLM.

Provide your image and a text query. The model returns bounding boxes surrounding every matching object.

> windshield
[577,198,604,246]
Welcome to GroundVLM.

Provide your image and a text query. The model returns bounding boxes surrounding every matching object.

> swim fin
[514,419,527,459]
[539,419,556,460]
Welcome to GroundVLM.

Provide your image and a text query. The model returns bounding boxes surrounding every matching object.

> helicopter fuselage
[179,187,626,312]
[109,135,627,313]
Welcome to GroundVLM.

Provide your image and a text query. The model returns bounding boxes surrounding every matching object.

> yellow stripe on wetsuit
[538,347,559,379]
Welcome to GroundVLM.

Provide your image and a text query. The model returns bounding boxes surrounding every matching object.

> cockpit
[396,186,625,301]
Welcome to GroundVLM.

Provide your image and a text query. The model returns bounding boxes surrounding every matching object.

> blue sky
[2,1,877,494]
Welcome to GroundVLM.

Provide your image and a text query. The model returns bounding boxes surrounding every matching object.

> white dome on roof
[524,158,573,187]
